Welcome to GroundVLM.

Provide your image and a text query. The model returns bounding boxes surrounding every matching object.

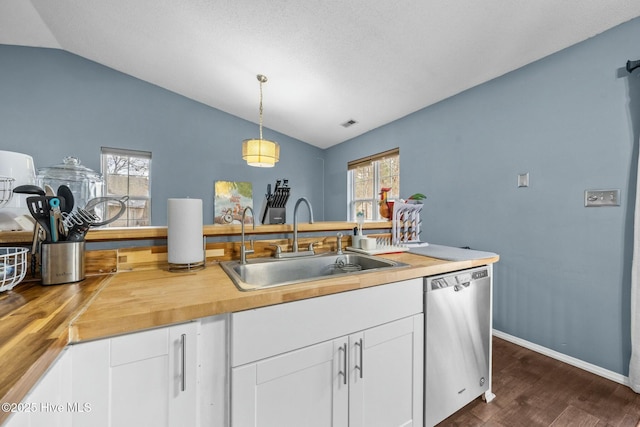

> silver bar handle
[355,338,363,378]
[181,333,186,392]
[339,343,348,385]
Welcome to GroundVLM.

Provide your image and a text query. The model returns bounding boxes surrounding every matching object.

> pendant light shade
[242,138,280,167]
[242,74,280,167]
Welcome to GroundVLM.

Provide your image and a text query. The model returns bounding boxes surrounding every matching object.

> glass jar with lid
[36,157,104,210]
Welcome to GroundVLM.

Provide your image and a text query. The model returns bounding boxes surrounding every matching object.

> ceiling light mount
[242,74,280,167]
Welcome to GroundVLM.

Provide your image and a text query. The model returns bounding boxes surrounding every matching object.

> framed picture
[214,181,253,224]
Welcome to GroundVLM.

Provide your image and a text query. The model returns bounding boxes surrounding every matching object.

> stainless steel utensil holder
[41,241,85,285]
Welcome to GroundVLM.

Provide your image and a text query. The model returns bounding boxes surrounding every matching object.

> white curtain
[631,140,640,392]
[630,62,640,391]
[629,127,640,393]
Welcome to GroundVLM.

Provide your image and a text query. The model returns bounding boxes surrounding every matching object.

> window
[101,147,152,227]
[348,148,399,221]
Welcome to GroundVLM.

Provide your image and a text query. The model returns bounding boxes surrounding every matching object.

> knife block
[262,207,286,224]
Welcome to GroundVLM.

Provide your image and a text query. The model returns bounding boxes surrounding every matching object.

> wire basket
[0,176,15,209]
[0,247,28,292]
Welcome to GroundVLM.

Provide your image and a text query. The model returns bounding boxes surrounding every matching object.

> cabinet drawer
[231,278,422,366]
[110,327,169,367]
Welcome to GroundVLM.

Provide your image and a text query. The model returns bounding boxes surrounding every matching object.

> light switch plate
[584,189,620,207]
[517,173,529,188]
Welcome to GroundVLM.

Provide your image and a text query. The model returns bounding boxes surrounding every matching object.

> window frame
[347,148,400,221]
[100,147,152,227]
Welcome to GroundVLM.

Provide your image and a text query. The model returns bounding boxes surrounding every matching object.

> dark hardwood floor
[440,337,640,426]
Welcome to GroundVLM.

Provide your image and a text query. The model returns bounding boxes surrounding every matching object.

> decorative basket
[0,247,28,292]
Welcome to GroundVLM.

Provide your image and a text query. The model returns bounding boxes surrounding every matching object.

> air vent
[341,119,357,128]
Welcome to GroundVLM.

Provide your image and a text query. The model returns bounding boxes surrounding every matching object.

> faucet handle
[308,241,320,253]
[269,243,283,258]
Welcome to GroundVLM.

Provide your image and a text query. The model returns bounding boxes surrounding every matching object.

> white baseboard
[492,329,629,386]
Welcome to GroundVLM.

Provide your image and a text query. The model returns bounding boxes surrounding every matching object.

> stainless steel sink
[220,252,409,291]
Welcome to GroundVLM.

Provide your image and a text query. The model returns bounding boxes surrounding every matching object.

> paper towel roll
[167,198,204,265]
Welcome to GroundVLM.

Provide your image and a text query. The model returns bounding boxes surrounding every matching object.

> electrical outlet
[584,189,620,207]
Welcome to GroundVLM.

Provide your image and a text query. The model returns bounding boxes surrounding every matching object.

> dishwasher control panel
[472,269,489,280]
[427,267,489,290]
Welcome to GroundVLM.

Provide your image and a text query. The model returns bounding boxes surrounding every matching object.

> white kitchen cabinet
[3,348,72,427]
[232,338,347,427]
[230,279,423,427]
[232,315,422,427]
[72,321,198,427]
[348,315,423,427]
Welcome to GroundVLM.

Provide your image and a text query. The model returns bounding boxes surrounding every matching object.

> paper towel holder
[168,236,206,272]
[167,198,206,272]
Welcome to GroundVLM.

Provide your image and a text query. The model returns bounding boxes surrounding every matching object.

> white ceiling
[1,1,640,149]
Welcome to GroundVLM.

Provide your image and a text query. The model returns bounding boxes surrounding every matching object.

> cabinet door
[167,322,198,427]
[4,348,72,427]
[349,315,424,427]
[231,338,348,427]
[72,321,198,427]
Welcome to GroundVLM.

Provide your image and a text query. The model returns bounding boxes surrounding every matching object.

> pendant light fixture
[242,74,280,167]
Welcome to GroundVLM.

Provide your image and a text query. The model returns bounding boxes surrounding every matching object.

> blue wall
[2,16,640,377]
[0,45,325,225]
[326,17,640,376]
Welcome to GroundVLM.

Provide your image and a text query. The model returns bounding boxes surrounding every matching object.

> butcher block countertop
[0,250,498,422]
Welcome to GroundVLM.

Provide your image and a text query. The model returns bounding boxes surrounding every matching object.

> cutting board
[408,244,497,261]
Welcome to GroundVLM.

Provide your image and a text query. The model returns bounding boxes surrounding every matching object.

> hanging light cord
[257,74,267,140]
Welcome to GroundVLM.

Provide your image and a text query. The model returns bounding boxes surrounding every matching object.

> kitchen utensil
[57,185,74,213]
[26,196,52,242]
[60,195,127,241]
[49,197,63,242]
[13,186,47,274]
[13,184,45,196]
[64,210,96,242]
[84,195,128,226]
[26,196,66,236]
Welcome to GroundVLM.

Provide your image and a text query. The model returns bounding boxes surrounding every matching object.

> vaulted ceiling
[1,0,639,148]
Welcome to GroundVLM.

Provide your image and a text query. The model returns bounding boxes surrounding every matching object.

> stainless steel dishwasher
[424,265,495,426]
